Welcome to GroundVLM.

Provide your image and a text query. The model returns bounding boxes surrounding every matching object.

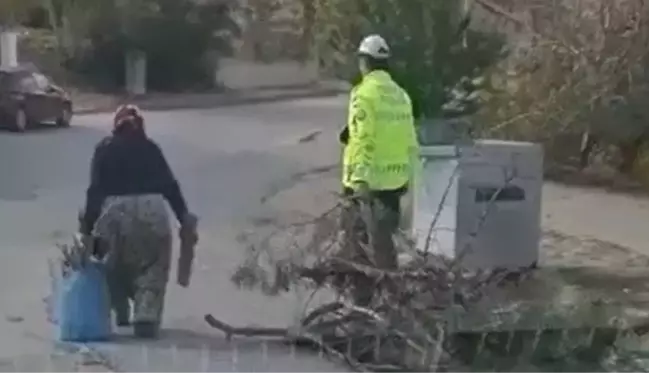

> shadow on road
[545,164,649,197]
[108,328,231,350]
[0,123,102,136]
[556,266,649,298]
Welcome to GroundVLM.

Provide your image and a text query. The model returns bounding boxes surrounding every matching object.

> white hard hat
[357,34,390,59]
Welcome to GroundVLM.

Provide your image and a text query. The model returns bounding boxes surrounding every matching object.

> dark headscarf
[112,104,145,136]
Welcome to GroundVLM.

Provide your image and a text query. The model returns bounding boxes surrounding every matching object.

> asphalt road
[3,94,649,371]
[0,96,348,371]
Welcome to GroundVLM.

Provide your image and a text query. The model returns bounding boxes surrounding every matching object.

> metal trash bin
[400,118,470,235]
[412,139,543,270]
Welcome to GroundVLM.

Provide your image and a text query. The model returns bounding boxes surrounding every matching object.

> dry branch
[212,167,541,371]
[477,0,649,172]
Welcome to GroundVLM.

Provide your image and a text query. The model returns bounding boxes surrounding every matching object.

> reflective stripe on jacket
[342,70,418,191]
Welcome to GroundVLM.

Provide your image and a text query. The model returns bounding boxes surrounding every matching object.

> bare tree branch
[220,167,535,370]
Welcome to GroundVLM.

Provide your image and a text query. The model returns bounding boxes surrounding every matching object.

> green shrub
[62,0,239,92]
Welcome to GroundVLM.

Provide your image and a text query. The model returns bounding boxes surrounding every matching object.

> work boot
[133,321,159,339]
[116,316,130,327]
[114,302,131,326]
[115,312,130,327]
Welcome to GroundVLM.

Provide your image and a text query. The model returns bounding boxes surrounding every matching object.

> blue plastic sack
[54,261,112,342]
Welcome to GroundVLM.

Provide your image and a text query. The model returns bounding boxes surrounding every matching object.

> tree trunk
[299,0,315,62]
[618,138,644,174]
[579,131,596,170]
[0,30,19,68]
[43,0,61,42]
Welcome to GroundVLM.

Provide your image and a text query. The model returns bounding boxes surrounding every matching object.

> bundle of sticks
[56,233,94,274]
[216,200,533,371]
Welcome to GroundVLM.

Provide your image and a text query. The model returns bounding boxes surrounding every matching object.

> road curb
[73,88,345,115]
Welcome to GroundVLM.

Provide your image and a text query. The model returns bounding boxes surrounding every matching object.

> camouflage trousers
[93,194,172,328]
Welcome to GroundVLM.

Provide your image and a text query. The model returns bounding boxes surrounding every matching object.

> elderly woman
[80,104,197,339]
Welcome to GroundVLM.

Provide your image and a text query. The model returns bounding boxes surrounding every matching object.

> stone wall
[216,58,318,90]
[215,0,319,90]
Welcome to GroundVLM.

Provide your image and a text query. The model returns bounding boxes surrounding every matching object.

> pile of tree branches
[206,182,534,371]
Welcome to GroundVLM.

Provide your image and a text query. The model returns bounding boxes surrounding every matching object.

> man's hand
[353,181,371,200]
[339,126,349,145]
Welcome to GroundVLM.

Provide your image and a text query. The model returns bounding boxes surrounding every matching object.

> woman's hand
[179,212,198,246]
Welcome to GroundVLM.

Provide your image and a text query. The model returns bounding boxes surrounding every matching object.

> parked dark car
[0,66,72,132]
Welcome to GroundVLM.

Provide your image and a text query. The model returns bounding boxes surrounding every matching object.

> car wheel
[11,109,28,133]
[57,104,72,128]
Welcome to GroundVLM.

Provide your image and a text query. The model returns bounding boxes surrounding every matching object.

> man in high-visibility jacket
[339,34,419,281]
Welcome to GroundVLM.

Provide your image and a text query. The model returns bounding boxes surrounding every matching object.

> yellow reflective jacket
[342,70,419,191]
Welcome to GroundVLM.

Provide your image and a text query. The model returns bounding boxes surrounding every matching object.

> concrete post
[125,50,147,96]
[0,30,18,68]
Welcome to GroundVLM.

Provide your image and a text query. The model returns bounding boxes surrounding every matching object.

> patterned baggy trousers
[93,194,172,329]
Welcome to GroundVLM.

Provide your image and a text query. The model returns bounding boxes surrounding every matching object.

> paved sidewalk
[542,181,649,258]
[72,83,347,115]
